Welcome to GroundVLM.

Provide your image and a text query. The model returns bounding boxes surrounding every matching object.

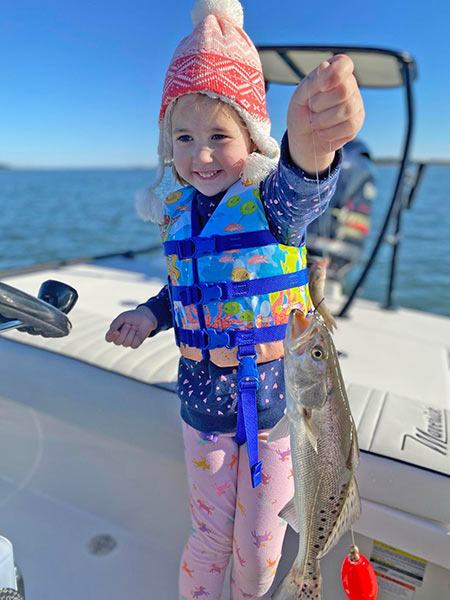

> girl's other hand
[105,306,157,349]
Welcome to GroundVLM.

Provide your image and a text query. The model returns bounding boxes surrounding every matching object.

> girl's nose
[195,145,214,165]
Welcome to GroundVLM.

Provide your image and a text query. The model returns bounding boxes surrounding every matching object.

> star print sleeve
[261,132,342,247]
[137,284,173,336]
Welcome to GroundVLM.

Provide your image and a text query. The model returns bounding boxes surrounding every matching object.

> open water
[0,165,449,316]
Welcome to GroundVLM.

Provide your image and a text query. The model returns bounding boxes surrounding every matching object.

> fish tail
[316,303,337,333]
[272,563,322,600]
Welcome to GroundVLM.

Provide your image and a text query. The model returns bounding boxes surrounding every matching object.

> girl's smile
[171,94,255,196]
[195,170,220,180]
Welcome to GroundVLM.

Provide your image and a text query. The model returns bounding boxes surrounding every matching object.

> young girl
[106,1,364,598]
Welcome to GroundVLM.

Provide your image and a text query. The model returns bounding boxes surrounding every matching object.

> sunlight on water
[0,166,449,316]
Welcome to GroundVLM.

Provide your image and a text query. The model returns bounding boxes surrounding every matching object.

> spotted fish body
[269,310,360,599]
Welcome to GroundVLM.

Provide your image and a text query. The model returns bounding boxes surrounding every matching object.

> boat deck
[0,254,449,599]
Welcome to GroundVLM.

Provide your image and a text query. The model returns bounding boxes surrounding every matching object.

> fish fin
[272,563,322,600]
[352,420,360,466]
[267,413,290,443]
[303,411,319,454]
[347,419,360,469]
[317,475,361,559]
[278,497,300,533]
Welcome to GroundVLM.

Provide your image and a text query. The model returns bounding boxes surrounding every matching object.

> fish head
[283,309,332,411]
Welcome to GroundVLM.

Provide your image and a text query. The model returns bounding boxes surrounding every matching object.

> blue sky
[1,0,449,168]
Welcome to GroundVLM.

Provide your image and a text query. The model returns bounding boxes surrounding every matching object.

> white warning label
[370,541,427,600]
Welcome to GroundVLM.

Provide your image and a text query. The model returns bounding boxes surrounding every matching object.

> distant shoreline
[0,165,154,171]
[1,159,450,170]
[372,158,450,166]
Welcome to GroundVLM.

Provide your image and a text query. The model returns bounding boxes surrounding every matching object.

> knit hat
[137,0,280,223]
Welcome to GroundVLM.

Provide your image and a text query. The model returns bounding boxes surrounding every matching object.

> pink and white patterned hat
[137,0,280,223]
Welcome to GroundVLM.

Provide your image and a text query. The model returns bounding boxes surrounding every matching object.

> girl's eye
[311,346,325,361]
[177,135,192,142]
[211,134,227,141]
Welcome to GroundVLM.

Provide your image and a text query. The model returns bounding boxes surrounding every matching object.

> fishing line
[307,82,323,206]
[307,71,332,258]
[313,296,326,315]
[351,525,356,547]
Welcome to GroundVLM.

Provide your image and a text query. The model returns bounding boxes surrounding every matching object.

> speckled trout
[268,309,360,600]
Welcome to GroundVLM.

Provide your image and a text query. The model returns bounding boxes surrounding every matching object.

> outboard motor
[306,138,376,281]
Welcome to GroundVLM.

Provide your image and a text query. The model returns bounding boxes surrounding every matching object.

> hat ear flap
[136,108,177,224]
[241,152,279,186]
[135,183,164,224]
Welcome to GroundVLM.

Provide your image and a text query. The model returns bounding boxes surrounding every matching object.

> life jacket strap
[170,269,308,306]
[163,231,278,259]
[175,323,287,350]
[234,345,262,488]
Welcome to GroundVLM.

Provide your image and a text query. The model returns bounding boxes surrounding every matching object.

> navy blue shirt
[142,134,342,433]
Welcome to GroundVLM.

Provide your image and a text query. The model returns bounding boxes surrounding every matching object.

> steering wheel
[0,280,78,338]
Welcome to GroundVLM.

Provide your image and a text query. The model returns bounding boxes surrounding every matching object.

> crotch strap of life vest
[175,323,287,488]
[235,344,262,488]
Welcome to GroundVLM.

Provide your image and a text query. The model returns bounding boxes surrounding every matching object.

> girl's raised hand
[105,306,157,349]
[286,54,365,175]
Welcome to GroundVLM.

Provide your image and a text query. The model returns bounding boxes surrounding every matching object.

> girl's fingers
[122,325,139,347]
[130,332,145,349]
[111,323,132,346]
[314,108,366,143]
[309,78,359,115]
[105,315,125,339]
[296,55,355,106]
[318,54,355,91]
[105,309,154,348]
[105,324,144,348]
[105,328,120,342]
[310,90,363,132]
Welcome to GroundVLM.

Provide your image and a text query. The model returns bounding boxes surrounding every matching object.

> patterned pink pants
[179,422,294,600]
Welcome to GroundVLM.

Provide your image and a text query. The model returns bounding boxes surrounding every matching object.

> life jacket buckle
[197,283,222,304]
[237,354,259,391]
[176,236,218,259]
[183,283,222,305]
[251,461,262,488]
[197,328,230,349]
[176,236,217,260]
[193,236,218,257]
[175,238,196,259]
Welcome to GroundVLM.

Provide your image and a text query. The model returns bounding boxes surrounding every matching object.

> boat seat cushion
[348,383,450,524]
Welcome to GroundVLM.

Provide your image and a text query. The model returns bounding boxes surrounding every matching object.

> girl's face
[171,94,254,196]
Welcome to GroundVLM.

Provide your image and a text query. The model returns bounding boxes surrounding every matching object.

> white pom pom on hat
[191,0,244,28]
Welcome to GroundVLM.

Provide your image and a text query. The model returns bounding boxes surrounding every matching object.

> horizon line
[2,157,450,170]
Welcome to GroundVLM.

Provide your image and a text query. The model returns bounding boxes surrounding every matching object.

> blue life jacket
[161,180,311,487]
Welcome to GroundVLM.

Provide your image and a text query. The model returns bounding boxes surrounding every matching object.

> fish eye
[311,346,324,361]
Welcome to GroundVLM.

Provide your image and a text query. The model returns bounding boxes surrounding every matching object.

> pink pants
[179,422,294,600]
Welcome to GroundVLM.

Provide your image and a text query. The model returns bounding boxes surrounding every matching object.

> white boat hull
[0,255,448,599]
